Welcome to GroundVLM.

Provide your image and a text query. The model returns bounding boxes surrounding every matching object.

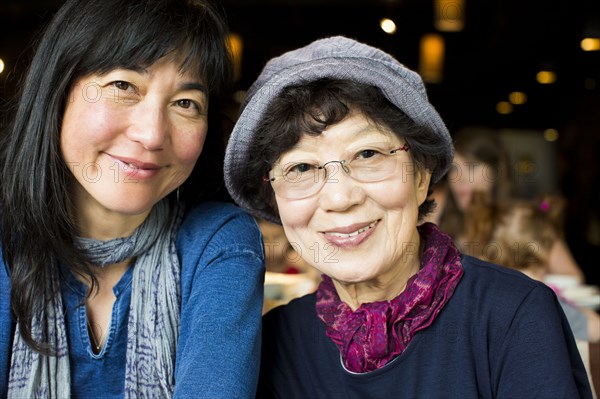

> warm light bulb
[0,59,5,74]
[228,33,243,81]
[536,71,556,84]
[581,38,600,51]
[496,101,513,114]
[380,18,397,34]
[434,0,465,32]
[419,33,445,83]
[508,91,527,105]
[544,129,559,142]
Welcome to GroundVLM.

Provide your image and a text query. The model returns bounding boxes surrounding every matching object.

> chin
[327,268,376,285]
[98,196,159,217]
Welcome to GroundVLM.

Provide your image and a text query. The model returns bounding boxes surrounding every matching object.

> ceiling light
[228,33,243,82]
[434,0,465,32]
[496,101,513,114]
[419,33,445,83]
[536,71,556,84]
[508,91,527,105]
[380,18,397,34]
[581,38,600,51]
[544,129,559,142]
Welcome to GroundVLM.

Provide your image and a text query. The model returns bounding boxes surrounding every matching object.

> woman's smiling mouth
[322,220,379,247]
[107,153,163,180]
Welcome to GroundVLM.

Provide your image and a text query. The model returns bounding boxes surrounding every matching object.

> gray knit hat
[224,36,453,223]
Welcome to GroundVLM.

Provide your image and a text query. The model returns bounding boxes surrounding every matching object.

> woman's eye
[285,163,314,176]
[174,99,205,115]
[176,99,196,110]
[356,149,380,159]
[107,80,137,102]
[113,81,131,91]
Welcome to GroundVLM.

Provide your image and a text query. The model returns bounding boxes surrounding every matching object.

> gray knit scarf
[7,199,184,398]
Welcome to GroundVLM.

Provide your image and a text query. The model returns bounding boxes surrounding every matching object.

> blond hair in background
[467,194,599,343]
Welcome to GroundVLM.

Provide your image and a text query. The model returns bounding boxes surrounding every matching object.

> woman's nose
[317,164,366,212]
[127,102,169,150]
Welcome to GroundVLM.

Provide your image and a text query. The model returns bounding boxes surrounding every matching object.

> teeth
[327,221,377,238]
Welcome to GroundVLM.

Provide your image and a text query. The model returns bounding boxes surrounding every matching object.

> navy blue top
[258,255,592,399]
[0,201,265,398]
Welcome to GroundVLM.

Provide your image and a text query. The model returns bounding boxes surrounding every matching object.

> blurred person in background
[434,128,586,282]
[468,193,600,343]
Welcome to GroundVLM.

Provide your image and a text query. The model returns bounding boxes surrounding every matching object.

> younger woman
[0,1,264,397]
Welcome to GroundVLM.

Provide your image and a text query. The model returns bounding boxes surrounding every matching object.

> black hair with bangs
[0,0,233,353]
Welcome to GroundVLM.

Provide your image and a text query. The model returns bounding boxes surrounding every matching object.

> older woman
[224,36,592,398]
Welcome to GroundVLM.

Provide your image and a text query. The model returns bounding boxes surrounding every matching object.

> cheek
[173,127,208,167]
[60,97,121,158]
[369,180,418,211]
[276,198,315,238]
[60,108,87,163]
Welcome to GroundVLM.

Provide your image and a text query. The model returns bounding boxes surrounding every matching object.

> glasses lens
[350,150,399,182]
[269,145,404,199]
[270,163,324,199]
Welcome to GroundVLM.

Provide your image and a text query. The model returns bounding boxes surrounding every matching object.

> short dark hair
[0,0,232,353]
[242,78,438,221]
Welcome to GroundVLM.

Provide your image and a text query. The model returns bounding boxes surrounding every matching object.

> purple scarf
[316,223,463,373]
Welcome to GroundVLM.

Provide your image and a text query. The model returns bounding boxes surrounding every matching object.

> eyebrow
[292,124,391,152]
[126,66,207,93]
[179,82,208,94]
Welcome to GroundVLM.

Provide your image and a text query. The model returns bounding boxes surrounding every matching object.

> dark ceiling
[1,0,599,130]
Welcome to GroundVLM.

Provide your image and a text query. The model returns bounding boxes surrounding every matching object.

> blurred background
[0,0,599,285]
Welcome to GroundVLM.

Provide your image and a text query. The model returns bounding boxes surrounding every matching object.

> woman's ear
[415,167,433,206]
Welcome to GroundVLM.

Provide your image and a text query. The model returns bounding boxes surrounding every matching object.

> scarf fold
[316,222,463,373]
[7,199,184,399]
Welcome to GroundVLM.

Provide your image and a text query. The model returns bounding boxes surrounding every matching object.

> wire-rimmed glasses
[263,143,410,200]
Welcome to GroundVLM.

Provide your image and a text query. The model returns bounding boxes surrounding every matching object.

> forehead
[285,113,401,155]
[140,50,204,82]
[99,49,204,82]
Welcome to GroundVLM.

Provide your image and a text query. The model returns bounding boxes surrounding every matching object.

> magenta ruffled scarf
[316,222,463,373]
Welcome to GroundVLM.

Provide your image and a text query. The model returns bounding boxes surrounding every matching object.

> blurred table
[263,271,319,314]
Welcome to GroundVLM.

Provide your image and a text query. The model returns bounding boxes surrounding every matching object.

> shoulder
[178,201,261,248]
[459,253,546,293]
[181,201,258,231]
[176,201,265,304]
[176,201,263,277]
[263,293,317,335]
[266,293,316,316]
[454,254,562,320]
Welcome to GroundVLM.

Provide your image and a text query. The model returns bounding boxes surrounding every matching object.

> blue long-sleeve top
[0,201,265,398]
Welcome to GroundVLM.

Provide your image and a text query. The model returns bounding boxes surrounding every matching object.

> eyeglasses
[263,143,410,200]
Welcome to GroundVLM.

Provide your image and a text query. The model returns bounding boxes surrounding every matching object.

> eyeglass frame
[262,143,410,199]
